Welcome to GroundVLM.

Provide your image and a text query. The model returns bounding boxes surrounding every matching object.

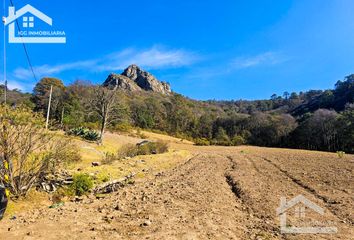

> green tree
[32,78,66,121]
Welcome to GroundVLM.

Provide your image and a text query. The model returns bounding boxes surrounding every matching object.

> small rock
[141,219,152,227]
[91,162,100,167]
[136,140,150,147]
[74,196,84,202]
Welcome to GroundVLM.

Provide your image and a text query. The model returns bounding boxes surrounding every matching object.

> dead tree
[89,86,117,144]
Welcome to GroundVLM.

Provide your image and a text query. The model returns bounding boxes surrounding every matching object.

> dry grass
[73,131,193,182]
[4,130,193,217]
[5,190,51,218]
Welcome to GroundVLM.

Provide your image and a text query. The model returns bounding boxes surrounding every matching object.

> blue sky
[2,0,354,100]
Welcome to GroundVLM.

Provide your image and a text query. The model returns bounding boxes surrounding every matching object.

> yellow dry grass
[5,130,194,217]
[70,131,193,182]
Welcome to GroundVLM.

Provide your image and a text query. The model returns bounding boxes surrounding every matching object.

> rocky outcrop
[103,65,172,95]
[103,73,141,92]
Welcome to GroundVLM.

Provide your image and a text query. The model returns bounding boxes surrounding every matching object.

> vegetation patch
[0,105,81,198]
[69,174,94,196]
[102,141,169,164]
[68,127,100,141]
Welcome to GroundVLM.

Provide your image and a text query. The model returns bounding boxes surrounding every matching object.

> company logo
[276,195,337,234]
[3,4,66,44]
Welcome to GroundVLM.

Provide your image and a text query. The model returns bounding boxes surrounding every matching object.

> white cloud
[231,51,286,69]
[0,73,30,91]
[7,81,24,91]
[12,46,199,80]
[99,46,198,71]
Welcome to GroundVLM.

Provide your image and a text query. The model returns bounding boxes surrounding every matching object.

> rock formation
[103,65,172,95]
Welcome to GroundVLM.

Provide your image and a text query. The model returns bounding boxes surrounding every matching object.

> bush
[111,122,133,132]
[102,141,169,164]
[51,187,72,203]
[231,135,246,146]
[0,105,80,197]
[102,152,117,165]
[136,141,168,155]
[336,151,345,158]
[118,144,139,159]
[102,144,137,164]
[70,174,93,196]
[51,139,82,165]
[194,138,210,146]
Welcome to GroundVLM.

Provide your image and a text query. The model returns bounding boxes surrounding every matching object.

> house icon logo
[276,195,338,234]
[3,4,66,44]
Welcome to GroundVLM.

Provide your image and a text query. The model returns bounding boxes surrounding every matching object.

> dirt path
[1,147,353,239]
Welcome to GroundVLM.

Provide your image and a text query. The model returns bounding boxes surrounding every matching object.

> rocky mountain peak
[122,64,142,81]
[103,73,141,91]
[103,65,171,95]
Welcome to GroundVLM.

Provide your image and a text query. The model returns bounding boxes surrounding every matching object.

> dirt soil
[0,144,353,240]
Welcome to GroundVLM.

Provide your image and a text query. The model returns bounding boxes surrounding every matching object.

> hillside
[2,67,354,153]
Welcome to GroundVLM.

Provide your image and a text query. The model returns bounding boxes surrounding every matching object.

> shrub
[0,105,80,197]
[96,173,111,183]
[50,139,82,165]
[336,151,345,158]
[102,141,169,164]
[154,141,169,153]
[118,144,139,159]
[51,188,71,203]
[136,141,168,155]
[112,122,133,132]
[70,174,93,196]
[194,138,210,146]
[102,152,117,165]
[231,135,246,146]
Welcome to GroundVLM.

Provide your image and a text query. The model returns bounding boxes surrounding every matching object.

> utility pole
[2,1,7,104]
[0,2,9,220]
[60,106,64,128]
[45,85,53,130]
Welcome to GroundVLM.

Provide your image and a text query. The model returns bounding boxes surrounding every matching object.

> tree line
[4,74,354,153]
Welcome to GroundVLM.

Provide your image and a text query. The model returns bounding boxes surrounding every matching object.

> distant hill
[291,75,354,116]
[208,74,354,116]
[0,85,32,106]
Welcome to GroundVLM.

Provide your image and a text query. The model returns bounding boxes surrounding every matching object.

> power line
[9,0,37,82]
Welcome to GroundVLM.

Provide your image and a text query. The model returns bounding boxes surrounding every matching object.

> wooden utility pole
[60,106,64,128]
[45,85,53,130]
[2,10,7,104]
